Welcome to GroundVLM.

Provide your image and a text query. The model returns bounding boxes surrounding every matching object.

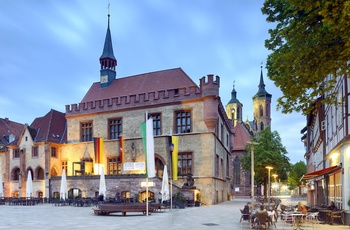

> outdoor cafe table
[290,212,305,230]
[318,209,332,224]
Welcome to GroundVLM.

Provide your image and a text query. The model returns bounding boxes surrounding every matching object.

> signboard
[141,181,154,187]
[123,162,145,171]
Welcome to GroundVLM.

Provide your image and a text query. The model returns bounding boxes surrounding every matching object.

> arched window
[259,105,264,117]
[36,167,45,180]
[260,122,264,131]
[155,157,165,178]
[233,156,240,185]
[12,168,20,181]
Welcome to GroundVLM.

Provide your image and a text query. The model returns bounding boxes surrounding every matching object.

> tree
[288,161,307,193]
[262,0,350,115]
[241,128,291,197]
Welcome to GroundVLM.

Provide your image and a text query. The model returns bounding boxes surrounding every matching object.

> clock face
[100,75,108,84]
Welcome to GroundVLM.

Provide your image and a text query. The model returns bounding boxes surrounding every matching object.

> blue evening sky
[0,0,305,164]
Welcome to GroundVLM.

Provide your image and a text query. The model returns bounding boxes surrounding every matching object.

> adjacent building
[301,74,350,216]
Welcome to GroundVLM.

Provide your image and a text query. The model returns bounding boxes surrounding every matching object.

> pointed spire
[100,14,116,61]
[99,9,117,88]
[253,65,272,100]
[227,80,241,104]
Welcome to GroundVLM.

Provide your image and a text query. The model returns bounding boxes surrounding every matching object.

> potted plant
[195,193,202,207]
[175,192,186,209]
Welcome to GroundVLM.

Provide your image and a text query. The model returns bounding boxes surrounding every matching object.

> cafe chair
[329,210,345,225]
[254,212,269,229]
[240,209,251,227]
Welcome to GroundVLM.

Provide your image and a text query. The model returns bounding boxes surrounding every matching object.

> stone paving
[0,198,349,230]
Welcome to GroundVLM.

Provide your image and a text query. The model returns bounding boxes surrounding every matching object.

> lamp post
[266,166,273,206]
[247,141,258,209]
[272,174,278,196]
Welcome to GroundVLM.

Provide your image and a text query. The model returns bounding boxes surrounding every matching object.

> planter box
[345,212,350,225]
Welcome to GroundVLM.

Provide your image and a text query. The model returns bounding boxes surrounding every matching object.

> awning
[301,165,342,180]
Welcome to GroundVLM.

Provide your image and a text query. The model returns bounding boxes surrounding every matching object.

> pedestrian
[98,194,104,204]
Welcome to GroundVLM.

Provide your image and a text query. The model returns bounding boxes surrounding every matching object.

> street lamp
[246,141,259,208]
[266,166,273,206]
[272,174,278,196]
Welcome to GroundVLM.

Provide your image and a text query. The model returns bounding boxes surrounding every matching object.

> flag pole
[145,112,149,216]
[169,129,173,211]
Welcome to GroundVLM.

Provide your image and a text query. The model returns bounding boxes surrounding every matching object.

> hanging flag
[141,118,155,178]
[119,135,125,163]
[172,136,178,181]
[94,137,104,164]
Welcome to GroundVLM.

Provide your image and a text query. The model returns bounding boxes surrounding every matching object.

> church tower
[99,13,117,88]
[252,67,272,131]
[225,81,243,127]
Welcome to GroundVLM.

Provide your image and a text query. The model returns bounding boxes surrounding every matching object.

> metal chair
[240,209,251,227]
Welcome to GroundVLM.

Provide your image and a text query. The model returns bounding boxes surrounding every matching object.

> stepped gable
[30,109,67,144]
[0,118,24,147]
[232,122,253,151]
[82,67,198,102]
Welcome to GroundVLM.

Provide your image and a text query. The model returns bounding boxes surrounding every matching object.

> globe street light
[247,141,259,209]
[266,166,273,206]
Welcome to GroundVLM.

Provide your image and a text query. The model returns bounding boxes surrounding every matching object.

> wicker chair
[329,210,345,225]
[254,211,269,229]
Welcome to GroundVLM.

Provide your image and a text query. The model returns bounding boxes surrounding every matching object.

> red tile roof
[30,109,67,144]
[0,118,24,147]
[232,122,253,151]
[81,68,198,102]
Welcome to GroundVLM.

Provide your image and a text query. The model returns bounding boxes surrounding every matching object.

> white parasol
[60,170,67,200]
[161,165,169,203]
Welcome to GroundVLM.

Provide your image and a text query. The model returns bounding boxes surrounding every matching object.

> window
[176,111,191,133]
[233,156,241,185]
[259,105,264,116]
[81,122,93,142]
[178,152,192,175]
[260,122,264,131]
[107,157,121,175]
[149,114,161,136]
[109,118,122,140]
[226,154,229,177]
[32,146,38,157]
[51,147,57,158]
[221,124,224,141]
[215,155,219,177]
[13,148,20,158]
[62,160,68,175]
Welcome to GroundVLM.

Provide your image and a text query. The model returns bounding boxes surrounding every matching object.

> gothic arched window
[233,156,240,185]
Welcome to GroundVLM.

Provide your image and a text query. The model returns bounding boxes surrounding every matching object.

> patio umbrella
[161,165,169,203]
[99,166,106,200]
[60,170,67,200]
[0,174,3,198]
[26,171,33,197]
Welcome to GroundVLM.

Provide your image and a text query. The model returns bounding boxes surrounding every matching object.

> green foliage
[288,161,307,190]
[241,128,291,186]
[262,0,350,115]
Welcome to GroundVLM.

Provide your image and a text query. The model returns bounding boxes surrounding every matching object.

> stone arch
[35,166,45,180]
[50,165,59,177]
[11,167,20,181]
[155,153,165,178]
[26,167,34,181]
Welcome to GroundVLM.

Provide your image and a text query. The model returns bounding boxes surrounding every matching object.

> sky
[0,0,306,164]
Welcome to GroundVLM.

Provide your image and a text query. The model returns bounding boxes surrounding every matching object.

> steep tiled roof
[81,68,198,102]
[232,122,253,151]
[0,118,24,148]
[30,109,67,144]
